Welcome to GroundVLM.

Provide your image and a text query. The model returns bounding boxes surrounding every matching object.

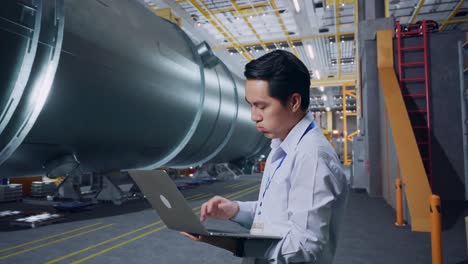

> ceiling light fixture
[326,107,331,112]
[314,70,321,79]
[322,95,328,101]
[319,86,325,92]
[293,0,301,13]
[306,44,315,59]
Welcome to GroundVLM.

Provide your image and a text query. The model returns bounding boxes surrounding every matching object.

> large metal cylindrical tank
[0,0,268,178]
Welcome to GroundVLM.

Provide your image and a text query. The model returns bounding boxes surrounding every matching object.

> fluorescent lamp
[306,44,315,59]
[293,0,301,13]
[314,70,321,79]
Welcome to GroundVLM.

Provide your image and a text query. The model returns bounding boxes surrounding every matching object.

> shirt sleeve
[230,201,257,229]
[267,150,347,263]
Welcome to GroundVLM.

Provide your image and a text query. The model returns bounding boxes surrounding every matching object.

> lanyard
[257,121,315,215]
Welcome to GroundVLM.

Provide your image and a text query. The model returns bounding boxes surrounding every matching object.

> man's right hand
[200,196,239,222]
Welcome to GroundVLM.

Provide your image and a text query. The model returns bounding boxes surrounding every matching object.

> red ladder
[395,20,433,187]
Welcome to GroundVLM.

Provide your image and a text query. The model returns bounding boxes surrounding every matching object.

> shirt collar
[270,112,315,155]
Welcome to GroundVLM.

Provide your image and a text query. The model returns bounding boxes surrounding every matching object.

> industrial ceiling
[142,0,467,112]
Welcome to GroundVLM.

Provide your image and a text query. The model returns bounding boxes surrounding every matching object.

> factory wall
[426,32,466,200]
[363,27,466,203]
[392,31,466,200]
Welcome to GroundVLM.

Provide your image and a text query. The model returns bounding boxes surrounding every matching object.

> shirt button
[258,211,261,215]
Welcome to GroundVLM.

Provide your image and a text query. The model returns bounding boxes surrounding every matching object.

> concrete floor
[0,175,466,264]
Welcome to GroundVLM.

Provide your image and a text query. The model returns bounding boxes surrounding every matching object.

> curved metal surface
[211,75,269,163]
[167,58,239,168]
[0,0,42,136]
[0,0,269,177]
[0,0,65,166]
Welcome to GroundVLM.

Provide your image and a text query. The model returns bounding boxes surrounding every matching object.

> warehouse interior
[0,0,467,263]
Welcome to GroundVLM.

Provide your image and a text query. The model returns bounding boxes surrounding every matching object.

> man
[184,50,348,264]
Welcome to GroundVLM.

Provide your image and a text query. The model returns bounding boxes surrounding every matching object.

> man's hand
[200,196,239,222]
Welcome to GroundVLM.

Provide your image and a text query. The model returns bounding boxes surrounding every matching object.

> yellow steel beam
[324,0,353,5]
[440,0,465,31]
[409,0,426,24]
[310,77,356,87]
[342,85,355,165]
[213,32,355,50]
[440,17,468,25]
[327,111,333,131]
[346,130,358,140]
[377,29,431,232]
[335,0,342,78]
[385,0,390,18]
[344,89,356,98]
[187,0,253,61]
[269,0,300,57]
[230,0,269,52]
[175,1,269,14]
[212,2,269,14]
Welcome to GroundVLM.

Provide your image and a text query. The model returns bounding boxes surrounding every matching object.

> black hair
[244,50,310,111]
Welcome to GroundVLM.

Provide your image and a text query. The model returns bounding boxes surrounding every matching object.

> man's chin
[262,132,275,139]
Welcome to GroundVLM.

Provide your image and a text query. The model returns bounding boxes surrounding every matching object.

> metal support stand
[95,172,136,205]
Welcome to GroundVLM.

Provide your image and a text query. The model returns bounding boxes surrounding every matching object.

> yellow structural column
[430,195,443,264]
[327,111,333,131]
[395,178,405,226]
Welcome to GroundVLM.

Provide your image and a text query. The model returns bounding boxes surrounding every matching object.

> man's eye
[258,106,266,110]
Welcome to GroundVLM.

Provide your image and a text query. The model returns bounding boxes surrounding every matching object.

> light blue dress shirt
[232,112,348,264]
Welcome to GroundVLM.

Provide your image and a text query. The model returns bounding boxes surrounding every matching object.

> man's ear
[290,93,302,112]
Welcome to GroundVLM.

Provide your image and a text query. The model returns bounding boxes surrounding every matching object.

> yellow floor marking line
[188,193,212,201]
[224,181,247,188]
[185,193,207,200]
[225,184,259,199]
[71,225,167,264]
[45,221,163,264]
[0,224,114,260]
[0,222,103,253]
[70,186,260,263]
[227,181,256,189]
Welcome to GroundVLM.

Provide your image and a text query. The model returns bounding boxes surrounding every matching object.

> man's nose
[251,109,262,122]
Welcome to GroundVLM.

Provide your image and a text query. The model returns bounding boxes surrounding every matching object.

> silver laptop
[129,170,282,240]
